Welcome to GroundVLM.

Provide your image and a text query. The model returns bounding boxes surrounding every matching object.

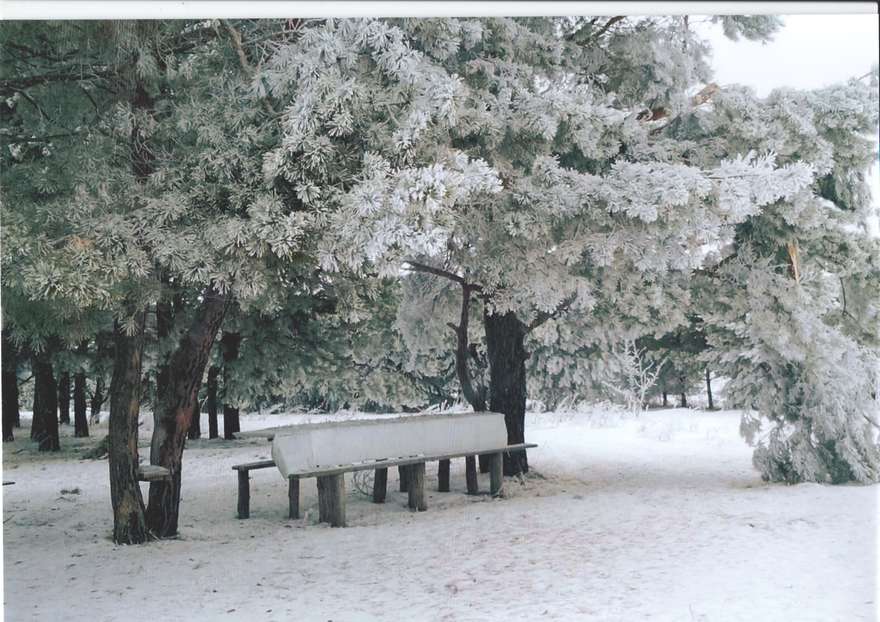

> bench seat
[232,412,536,527]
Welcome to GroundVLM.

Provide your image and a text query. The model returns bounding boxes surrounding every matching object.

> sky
[698,14,880,232]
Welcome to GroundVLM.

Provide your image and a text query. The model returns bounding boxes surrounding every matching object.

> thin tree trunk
[74,370,89,437]
[90,377,105,424]
[221,331,241,440]
[206,365,219,439]
[108,310,148,544]
[73,341,89,437]
[146,287,228,537]
[31,346,60,451]
[484,309,528,475]
[2,330,19,442]
[187,394,201,440]
[705,368,714,410]
[58,371,71,425]
[662,390,668,408]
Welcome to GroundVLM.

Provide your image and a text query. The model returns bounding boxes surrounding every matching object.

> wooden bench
[232,412,537,527]
[232,459,277,519]
[137,465,171,482]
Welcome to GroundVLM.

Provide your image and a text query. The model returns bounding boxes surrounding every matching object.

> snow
[2,406,877,621]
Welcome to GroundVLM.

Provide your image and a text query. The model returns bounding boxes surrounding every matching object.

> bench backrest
[271,412,507,478]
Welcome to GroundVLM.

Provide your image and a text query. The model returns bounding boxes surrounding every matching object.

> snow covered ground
[2,406,877,621]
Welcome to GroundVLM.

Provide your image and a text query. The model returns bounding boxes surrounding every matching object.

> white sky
[699,14,880,232]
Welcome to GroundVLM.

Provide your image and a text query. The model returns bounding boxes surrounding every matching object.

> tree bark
[206,365,219,439]
[187,394,201,440]
[58,371,71,424]
[221,331,241,440]
[484,309,528,475]
[73,342,89,437]
[451,284,486,411]
[2,330,19,442]
[145,287,228,537]
[705,368,714,410]
[90,376,105,424]
[108,311,148,544]
[31,346,60,451]
[155,299,174,412]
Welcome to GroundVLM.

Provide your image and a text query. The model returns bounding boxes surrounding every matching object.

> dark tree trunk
[680,391,688,408]
[484,309,528,475]
[662,390,668,408]
[31,346,60,451]
[73,342,89,437]
[187,395,201,440]
[705,368,714,410]
[58,371,71,425]
[108,311,148,544]
[2,330,19,442]
[90,376,105,424]
[145,288,228,537]
[74,370,89,437]
[155,299,174,412]
[206,365,219,439]
[221,332,241,440]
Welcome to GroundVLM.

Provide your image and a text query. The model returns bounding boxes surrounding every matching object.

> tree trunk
[108,311,148,544]
[58,371,71,425]
[206,365,219,439]
[73,342,89,437]
[705,368,714,410]
[31,346,60,451]
[2,330,19,442]
[146,288,228,537]
[662,390,668,408]
[221,332,241,440]
[187,394,201,440]
[484,309,528,475]
[90,376,105,424]
[155,299,174,412]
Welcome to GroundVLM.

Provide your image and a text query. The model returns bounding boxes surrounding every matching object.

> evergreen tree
[261,16,810,473]
[693,71,880,483]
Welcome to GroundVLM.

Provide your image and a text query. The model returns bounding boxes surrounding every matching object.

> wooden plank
[231,459,275,471]
[407,462,427,511]
[437,459,450,492]
[316,474,346,527]
[489,452,503,497]
[465,456,478,495]
[237,470,250,519]
[288,476,300,519]
[288,444,537,479]
[398,464,410,492]
[372,468,387,503]
[137,465,171,481]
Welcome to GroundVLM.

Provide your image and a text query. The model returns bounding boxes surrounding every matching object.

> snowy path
[2,408,876,621]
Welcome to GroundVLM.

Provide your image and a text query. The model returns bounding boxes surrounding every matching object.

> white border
[0,1,877,21]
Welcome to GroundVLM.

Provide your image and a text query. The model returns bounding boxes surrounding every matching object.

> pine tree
[260,16,810,473]
[693,71,880,483]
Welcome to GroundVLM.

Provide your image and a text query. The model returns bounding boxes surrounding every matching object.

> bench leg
[288,476,300,519]
[373,468,388,503]
[398,465,410,492]
[407,462,427,511]
[237,470,250,519]
[438,459,450,492]
[465,456,478,495]
[489,452,503,497]
[317,474,346,527]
